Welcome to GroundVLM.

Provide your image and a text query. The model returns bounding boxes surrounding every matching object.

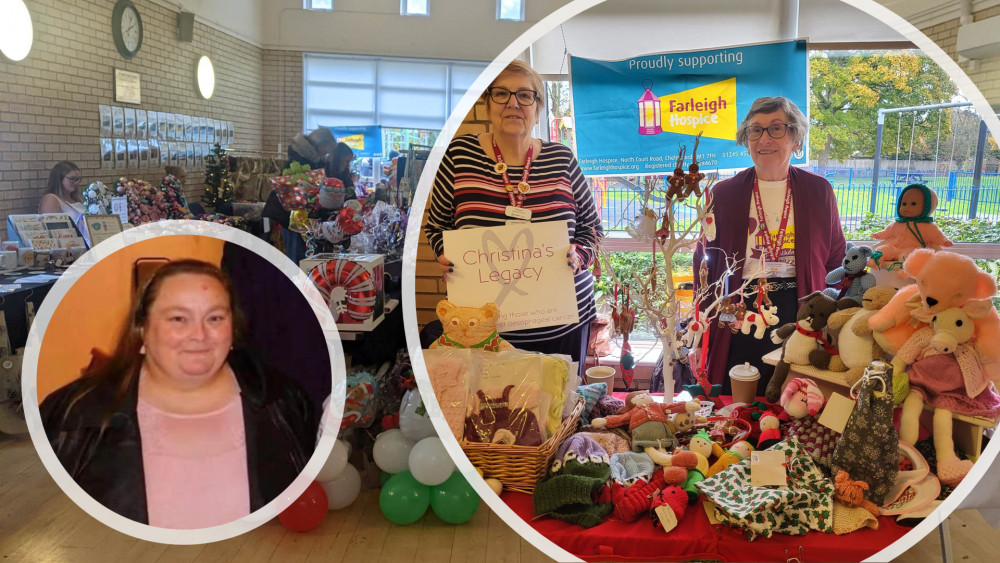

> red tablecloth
[499,391,912,561]
[502,490,911,562]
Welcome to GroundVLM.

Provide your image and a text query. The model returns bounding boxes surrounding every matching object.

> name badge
[504,205,532,221]
[506,219,529,225]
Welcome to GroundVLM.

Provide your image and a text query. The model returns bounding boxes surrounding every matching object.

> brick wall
[413,98,492,328]
[261,50,304,154]
[921,7,1000,106]
[0,0,265,221]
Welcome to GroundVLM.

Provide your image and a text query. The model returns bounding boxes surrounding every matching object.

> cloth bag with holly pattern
[697,438,835,540]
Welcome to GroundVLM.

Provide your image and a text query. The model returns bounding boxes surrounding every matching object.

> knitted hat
[611,470,666,522]
[533,435,613,528]
[610,452,655,486]
[650,486,689,531]
[595,394,626,417]
[575,382,608,422]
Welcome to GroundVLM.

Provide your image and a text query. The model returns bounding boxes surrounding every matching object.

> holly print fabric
[697,438,834,540]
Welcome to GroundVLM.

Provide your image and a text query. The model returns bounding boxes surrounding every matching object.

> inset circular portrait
[22,222,344,543]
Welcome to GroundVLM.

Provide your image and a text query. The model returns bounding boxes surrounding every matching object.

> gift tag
[504,206,532,221]
[654,504,679,532]
[702,500,723,525]
[263,217,271,233]
[750,450,787,487]
[817,392,855,434]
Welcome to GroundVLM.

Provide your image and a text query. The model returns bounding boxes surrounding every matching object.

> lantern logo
[659,77,737,140]
[637,79,662,135]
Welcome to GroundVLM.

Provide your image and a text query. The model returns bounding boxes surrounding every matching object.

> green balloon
[430,472,480,524]
[380,471,394,487]
[379,471,430,525]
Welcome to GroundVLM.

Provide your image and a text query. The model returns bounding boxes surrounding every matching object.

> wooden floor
[2,431,999,562]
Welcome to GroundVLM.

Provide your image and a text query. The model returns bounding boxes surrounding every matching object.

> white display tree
[597,135,753,402]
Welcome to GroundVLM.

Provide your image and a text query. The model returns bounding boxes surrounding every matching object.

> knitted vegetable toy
[896,301,1000,486]
[823,242,876,304]
[429,300,513,351]
[871,184,953,267]
[706,440,754,478]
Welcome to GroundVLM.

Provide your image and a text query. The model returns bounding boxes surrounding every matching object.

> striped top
[425,134,603,342]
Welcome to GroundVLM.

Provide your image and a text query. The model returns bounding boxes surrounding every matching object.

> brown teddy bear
[766,292,852,402]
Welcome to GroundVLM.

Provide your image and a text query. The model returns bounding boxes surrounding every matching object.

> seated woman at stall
[40,259,318,528]
[39,161,86,221]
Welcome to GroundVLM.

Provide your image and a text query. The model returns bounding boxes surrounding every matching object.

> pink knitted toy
[897,301,1000,486]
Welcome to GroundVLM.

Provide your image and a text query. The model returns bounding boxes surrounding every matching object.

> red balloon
[278,481,328,532]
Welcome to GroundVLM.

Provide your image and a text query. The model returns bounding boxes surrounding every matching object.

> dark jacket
[39,350,318,525]
[693,166,847,386]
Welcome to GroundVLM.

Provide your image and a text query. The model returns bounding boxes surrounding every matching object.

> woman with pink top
[41,260,317,528]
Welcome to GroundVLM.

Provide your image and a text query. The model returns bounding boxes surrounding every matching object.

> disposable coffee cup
[585,366,616,390]
[729,362,760,404]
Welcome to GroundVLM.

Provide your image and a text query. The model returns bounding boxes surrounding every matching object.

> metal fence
[595,167,1000,233]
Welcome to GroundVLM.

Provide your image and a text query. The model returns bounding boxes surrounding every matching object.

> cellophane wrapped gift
[350,201,406,259]
[269,164,326,232]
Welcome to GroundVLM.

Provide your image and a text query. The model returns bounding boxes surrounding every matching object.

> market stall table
[0,268,61,350]
[497,391,914,562]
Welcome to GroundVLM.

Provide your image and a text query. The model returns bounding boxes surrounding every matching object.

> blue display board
[569,40,808,175]
[327,126,383,158]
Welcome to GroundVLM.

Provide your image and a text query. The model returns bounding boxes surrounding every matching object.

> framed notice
[114,69,141,104]
[84,215,124,248]
[442,221,579,332]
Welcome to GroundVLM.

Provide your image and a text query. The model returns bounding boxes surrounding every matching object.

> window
[303,53,487,131]
[497,0,524,21]
[304,0,332,10]
[401,0,429,16]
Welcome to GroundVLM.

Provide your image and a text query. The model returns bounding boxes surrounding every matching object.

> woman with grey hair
[693,96,846,401]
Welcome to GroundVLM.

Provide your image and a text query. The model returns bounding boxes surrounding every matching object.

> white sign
[110,196,128,225]
[443,221,580,332]
[114,69,141,104]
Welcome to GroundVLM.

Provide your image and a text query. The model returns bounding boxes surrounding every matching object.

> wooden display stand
[762,348,998,460]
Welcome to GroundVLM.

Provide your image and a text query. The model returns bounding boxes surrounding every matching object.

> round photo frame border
[400,1,1000,561]
[21,220,347,545]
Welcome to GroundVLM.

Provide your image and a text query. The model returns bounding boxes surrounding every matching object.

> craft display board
[6,214,86,254]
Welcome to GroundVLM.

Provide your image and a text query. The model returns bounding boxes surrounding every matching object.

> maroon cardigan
[693,166,846,386]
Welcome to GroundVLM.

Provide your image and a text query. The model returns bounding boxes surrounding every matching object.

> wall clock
[112,0,143,59]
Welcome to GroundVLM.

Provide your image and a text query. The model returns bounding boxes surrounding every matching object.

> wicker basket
[460,398,584,494]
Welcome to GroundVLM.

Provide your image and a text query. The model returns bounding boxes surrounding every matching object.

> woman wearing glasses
[424,60,603,378]
[39,160,87,221]
[694,96,846,401]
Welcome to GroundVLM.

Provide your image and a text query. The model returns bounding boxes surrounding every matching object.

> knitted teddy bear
[814,286,897,386]
[808,298,860,374]
[429,300,513,351]
[871,184,953,267]
[867,250,1000,390]
[766,292,850,402]
[823,242,876,304]
[896,301,1000,486]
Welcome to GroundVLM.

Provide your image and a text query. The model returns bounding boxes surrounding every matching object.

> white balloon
[372,428,415,474]
[408,437,455,486]
[321,463,361,510]
[317,439,350,482]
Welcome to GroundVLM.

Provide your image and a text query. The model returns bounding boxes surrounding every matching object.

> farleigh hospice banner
[570,40,808,176]
[442,221,579,332]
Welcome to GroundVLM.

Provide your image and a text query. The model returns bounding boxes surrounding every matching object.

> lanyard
[491,137,534,208]
[751,179,792,265]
